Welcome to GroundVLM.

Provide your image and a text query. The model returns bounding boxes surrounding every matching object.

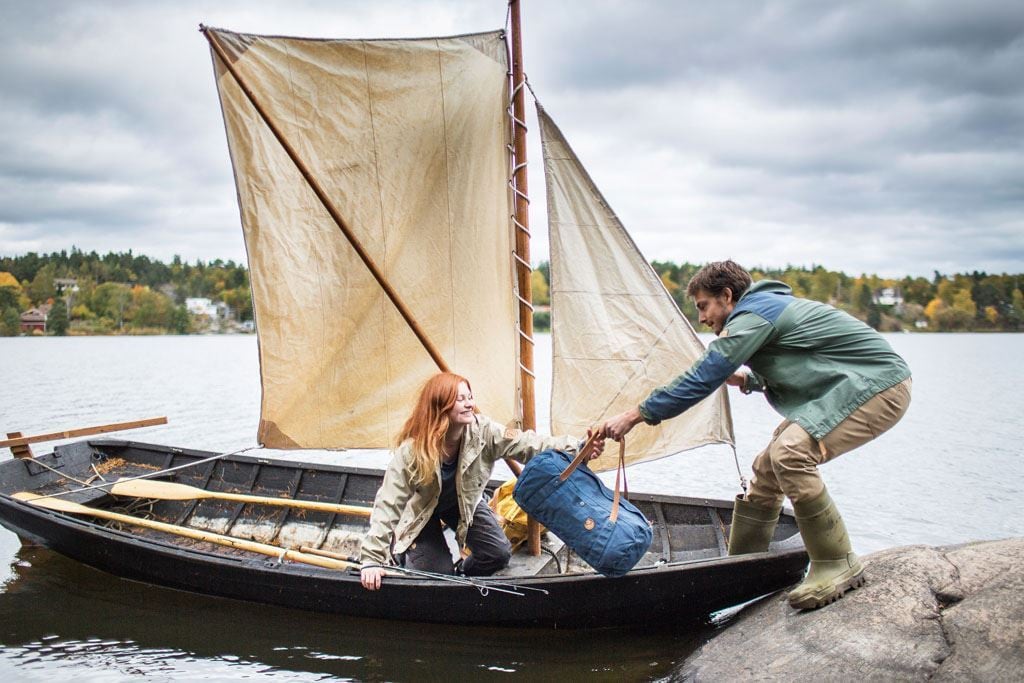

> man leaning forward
[603,260,911,610]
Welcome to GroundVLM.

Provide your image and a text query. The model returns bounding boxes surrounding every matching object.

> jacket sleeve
[358,444,415,567]
[479,416,578,465]
[639,312,774,424]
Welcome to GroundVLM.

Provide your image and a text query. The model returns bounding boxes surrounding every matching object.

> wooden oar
[108,479,372,517]
[11,492,357,572]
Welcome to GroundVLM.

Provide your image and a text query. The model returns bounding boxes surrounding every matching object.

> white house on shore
[185,297,230,318]
[873,287,904,307]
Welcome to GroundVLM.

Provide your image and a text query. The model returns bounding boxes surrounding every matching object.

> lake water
[0,333,1021,680]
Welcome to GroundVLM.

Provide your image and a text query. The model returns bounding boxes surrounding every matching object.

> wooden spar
[509,0,542,556]
[3,433,32,459]
[109,479,372,517]
[509,0,536,432]
[200,26,450,375]
[12,493,358,571]
[0,417,168,453]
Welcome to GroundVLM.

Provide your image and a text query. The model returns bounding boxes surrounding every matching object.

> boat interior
[3,439,803,578]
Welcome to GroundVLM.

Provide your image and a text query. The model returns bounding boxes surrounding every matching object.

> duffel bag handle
[558,429,604,482]
[559,433,629,523]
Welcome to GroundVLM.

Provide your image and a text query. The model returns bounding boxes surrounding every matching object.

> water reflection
[0,541,715,681]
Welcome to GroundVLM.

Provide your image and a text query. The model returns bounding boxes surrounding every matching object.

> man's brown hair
[686,260,752,300]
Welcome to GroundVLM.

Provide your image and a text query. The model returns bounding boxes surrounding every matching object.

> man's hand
[725,371,747,388]
[360,566,386,591]
[602,407,644,441]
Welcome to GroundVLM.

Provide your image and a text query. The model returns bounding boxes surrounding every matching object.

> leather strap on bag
[558,430,603,482]
[610,439,627,523]
[558,432,629,523]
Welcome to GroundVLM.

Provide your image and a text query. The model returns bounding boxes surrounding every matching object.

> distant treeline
[530,261,1024,333]
[0,248,252,335]
[2,249,1022,336]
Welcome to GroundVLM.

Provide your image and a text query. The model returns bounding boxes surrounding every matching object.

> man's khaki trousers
[746,378,912,507]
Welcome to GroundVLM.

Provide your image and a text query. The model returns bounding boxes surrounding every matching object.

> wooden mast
[509,0,543,556]
[509,0,535,431]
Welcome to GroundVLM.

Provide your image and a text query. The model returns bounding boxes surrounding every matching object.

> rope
[731,444,749,494]
[510,215,530,236]
[27,458,92,487]
[23,445,260,500]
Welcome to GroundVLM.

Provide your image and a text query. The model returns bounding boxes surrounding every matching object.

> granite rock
[676,538,1024,681]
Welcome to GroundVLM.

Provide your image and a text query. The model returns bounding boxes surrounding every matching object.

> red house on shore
[19,304,51,334]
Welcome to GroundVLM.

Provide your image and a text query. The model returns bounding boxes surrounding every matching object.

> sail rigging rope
[731,444,749,494]
[18,445,261,500]
[361,563,548,597]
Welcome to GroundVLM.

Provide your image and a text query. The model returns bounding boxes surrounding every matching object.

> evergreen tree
[866,305,881,330]
[170,305,191,334]
[856,283,873,313]
[48,298,69,335]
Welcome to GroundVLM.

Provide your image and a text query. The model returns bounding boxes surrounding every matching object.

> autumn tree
[530,270,549,306]
[1,307,20,336]
[27,263,56,304]
[129,285,174,329]
[0,271,26,312]
[90,282,132,329]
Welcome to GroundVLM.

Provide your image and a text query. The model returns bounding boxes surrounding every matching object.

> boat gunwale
[77,438,790,514]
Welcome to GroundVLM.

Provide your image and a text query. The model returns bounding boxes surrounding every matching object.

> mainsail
[208,29,520,448]
[208,24,734,466]
[540,108,735,469]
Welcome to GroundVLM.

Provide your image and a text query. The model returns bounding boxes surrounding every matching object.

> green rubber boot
[727,495,782,555]
[788,487,865,609]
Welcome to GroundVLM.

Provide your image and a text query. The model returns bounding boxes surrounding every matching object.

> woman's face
[447,381,476,427]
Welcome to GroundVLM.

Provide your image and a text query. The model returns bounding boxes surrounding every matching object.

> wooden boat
[0,438,807,627]
[0,2,811,627]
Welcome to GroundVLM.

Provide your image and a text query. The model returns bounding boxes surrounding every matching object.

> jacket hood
[740,279,793,300]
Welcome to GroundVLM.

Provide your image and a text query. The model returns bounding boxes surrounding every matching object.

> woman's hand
[584,428,606,461]
[361,566,386,591]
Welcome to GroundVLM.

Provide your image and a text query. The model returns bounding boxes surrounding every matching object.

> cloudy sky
[2,0,1022,278]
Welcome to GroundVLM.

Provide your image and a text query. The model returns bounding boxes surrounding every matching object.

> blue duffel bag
[512,438,652,577]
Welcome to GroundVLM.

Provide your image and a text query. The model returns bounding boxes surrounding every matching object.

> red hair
[397,372,476,486]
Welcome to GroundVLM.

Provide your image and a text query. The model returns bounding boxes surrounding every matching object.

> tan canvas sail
[209,29,519,448]
[540,107,735,470]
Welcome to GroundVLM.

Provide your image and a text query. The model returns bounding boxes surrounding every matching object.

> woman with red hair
[359,372,600,590]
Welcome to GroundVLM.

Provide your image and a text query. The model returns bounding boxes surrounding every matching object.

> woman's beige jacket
[359,415,577,566]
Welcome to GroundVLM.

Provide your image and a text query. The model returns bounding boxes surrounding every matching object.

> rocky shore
[677,538,1024,681]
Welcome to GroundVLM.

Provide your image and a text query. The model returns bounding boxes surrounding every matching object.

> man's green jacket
[639,280,911,440]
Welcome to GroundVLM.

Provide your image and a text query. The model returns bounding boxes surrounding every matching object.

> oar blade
[110,478,206,501]
[12,492,89,514]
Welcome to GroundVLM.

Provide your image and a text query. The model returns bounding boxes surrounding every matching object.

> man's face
[692,288,736,336]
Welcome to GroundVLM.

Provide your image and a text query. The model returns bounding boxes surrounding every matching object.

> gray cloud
[0,0,1022,278]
